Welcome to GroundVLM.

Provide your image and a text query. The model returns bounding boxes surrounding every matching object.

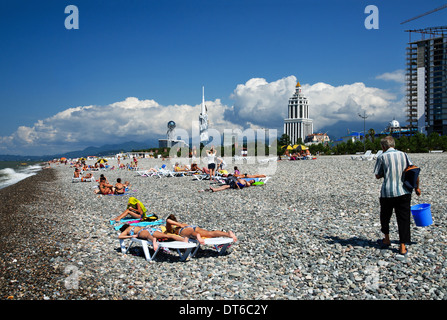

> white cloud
[375,69,405,83]
[227,76,405,133]
[0,76,406,155]
[302,81,405,131]
[0,97,238,155]
[227,76,296,128]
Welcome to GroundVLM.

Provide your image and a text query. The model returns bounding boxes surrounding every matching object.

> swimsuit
[179,225,197,236]
[130,226,162,237]
[139,227,162,236]
[129,226,137,236]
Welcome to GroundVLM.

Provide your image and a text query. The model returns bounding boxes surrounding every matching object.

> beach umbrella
[97,158,108,164]
[296,145,308,151]
[79,157,86,161]
[60,157,67,161]
[286,145,294,150]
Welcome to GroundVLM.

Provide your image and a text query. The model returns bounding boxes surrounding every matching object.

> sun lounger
[119,237,198,262]
[193,173,210,181]
[190,237,234,257]
[351,150,372,160]
[136,170,157,177]
[361,150,383,161]
[257,156,278,164]
[72,175,94,182]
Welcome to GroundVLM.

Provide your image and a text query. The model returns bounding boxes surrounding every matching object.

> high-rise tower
[284,81,313,145]
[406,27,447,135]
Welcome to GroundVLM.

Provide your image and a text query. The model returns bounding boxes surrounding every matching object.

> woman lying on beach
[81,172,93,182]
[118,224,188,252]
[111,197,147,222]
[165,214,237,244]
[174,162,190,172]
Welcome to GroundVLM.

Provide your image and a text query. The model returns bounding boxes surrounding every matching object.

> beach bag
[141,212,159,221]
[403,154,420,192]
[225,175,238,188]
[252,181,264,186]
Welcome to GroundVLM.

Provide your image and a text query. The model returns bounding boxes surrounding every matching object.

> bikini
[179,225,197,236]
[129,226,161,237]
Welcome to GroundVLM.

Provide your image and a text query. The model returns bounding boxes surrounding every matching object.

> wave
[0,164,43,190]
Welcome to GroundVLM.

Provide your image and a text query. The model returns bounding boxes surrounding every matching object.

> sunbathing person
[114,178,128,194]
[174,162,190,172]
[190,163,202,173]
[81,172,93,182]
[233,166,241,175]
[118,224,188,252]
[165,214,237,244]
[73,168,81,178]
[112,197,147,222]
[209,177,255,192]
[98,176,114,194]
[234,173,266,178]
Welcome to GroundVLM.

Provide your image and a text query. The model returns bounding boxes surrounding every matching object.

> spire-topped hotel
[284,80,313,144]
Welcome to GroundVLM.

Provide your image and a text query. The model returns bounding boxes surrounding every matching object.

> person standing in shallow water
[374,136,421,256]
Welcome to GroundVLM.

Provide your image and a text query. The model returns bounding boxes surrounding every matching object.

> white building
[284,81,313,145]
[305,133,330,145]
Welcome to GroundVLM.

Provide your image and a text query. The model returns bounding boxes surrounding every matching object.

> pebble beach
[1,153,446,301]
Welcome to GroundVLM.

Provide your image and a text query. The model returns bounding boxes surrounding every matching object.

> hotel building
[284,81,313,144]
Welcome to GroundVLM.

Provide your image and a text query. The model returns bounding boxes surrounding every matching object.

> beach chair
[119,237,198,262]
[81,175,95,182]
[257,156,278,164]
[362,150,383,161]
[351,150,372,160]
[193,173,210,181]
[361,152,375,161]
[190,237,234,257]
[373,150,383,159]
[136,170,157,177]
[171,166,187,177]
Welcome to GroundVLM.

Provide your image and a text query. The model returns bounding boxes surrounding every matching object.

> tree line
[278,132,447,155]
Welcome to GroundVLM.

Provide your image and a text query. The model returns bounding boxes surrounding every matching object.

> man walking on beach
[374,136,421,256]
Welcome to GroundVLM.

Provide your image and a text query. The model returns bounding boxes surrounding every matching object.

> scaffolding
[405,26,447,135]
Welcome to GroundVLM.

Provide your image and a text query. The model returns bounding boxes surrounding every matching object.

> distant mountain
[317,120,387,141]
[0,139,160,161]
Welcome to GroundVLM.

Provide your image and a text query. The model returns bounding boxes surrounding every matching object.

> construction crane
[401,4,447,24]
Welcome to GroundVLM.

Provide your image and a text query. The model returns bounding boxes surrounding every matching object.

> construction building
[405,26,447,135]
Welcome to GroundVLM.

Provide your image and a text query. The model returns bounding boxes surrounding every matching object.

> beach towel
[106,189,137,196]
[111,217,165,231]
[240,177,260,182]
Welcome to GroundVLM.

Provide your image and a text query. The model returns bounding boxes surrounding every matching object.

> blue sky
[1,0,446,155]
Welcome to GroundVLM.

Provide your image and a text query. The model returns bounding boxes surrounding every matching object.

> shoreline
[1,153,446,300]
[0,168,91,299]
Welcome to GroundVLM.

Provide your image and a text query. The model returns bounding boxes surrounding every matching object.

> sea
[0,161,44,190]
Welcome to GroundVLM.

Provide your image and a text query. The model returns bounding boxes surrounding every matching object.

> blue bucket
[411,203,433,227]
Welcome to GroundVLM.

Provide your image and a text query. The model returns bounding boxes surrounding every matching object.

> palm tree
[368,128,376,142]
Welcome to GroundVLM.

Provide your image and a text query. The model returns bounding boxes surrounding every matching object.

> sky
[0,0,446,156]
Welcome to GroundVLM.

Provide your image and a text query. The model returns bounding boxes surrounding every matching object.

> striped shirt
[374,148,412,198]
